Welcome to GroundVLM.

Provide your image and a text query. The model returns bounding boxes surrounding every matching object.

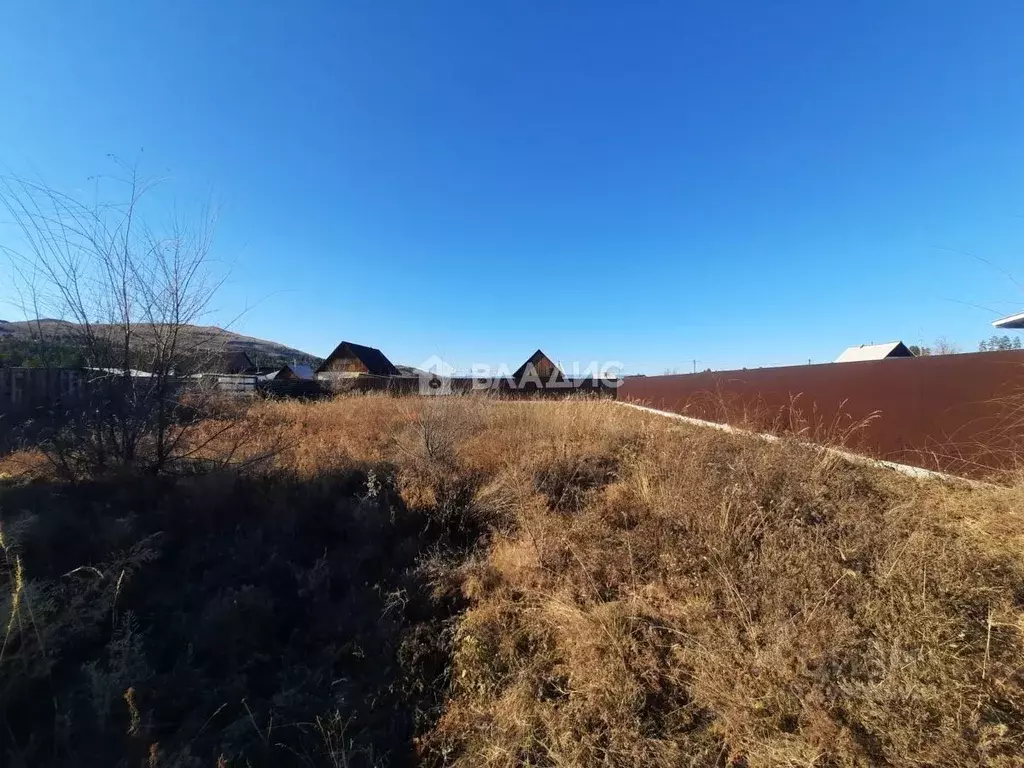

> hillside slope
[0,319,321,368]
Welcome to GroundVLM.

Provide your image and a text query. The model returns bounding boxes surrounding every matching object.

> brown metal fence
[618,350,1024,477]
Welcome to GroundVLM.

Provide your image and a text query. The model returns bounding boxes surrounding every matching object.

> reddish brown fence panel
[618,350,1024,476]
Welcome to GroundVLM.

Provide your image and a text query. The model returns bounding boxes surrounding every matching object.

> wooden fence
[0,367,88,415]
[316,375,619,398]
[2,366,620,409]
[208,374,259,394]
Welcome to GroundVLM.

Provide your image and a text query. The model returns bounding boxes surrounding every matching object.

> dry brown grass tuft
[203,394,1024,765]
[399,398,1023,767]
[5,393,1024,766]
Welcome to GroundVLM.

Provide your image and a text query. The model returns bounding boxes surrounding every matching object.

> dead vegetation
[3,394,1024,766]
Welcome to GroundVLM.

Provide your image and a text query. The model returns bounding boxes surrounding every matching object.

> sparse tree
[908,345,932,357]
[0,162,232,476]
[979,334,1022,352]
[931,337,961,356]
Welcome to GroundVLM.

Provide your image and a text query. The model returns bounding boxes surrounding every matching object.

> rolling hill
[0,319,322,369]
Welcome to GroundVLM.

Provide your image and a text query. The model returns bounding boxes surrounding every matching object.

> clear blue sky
[2,1,1023,374]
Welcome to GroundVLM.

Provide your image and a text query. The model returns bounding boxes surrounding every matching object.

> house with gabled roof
[512,349,565,383]
[263,362,315,381]
[211,349,256,375]
[834,341,914,363]
[994,312,1024,330]
[315,341,400,379]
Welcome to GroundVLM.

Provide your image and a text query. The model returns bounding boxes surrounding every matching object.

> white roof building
[993,312,1024,330]
[834,341,914,363]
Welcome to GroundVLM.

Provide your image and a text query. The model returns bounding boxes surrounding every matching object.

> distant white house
[993,312,1024,330]
[834,341,914,363]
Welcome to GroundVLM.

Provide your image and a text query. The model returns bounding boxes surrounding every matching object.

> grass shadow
[0,462,480,767]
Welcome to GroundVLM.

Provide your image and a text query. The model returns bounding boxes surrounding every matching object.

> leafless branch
[0,161,233,476]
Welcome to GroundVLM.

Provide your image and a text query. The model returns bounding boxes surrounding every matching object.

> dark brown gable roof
[888,342,914,358]
[212,350,255,374]
[315,340,400,377]
[512,349,564,381]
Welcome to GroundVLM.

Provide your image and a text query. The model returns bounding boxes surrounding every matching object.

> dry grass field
[3,394,1024,766]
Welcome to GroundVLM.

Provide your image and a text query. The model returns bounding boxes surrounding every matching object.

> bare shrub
[0,163,231,476]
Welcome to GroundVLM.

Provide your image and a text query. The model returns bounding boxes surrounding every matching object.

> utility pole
[692,359,697,374]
